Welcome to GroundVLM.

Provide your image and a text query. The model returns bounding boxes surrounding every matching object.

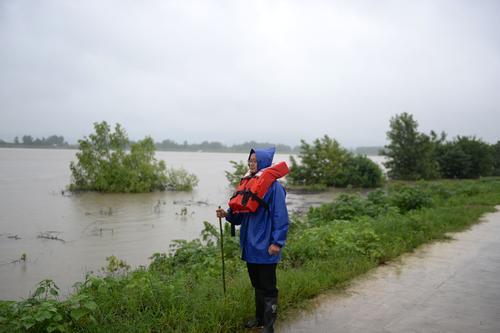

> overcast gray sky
[1,0,499,147]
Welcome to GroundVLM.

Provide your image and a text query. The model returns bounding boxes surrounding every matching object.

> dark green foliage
[345,155,385,188]
[307,185,432,223]
[0,279,97,332]
[383,113,440,180]
[493,141,500,176]
[289,135,350,186]
[288,135,384,188]
[388,186,433,213]
[436,141,471,178]
[436,136,493,179]
[69,121,198,192]
[284,222,385,268]
[455,136,493,178]
[384,113,496,180]
[307,194,384,223]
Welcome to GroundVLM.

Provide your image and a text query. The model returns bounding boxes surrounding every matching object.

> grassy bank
[1,178,500,332]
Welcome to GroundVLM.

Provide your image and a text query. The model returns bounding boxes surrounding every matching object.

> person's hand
[216,208,227,219]
[268,244,281,256]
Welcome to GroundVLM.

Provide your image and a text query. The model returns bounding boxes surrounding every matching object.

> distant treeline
[0,135,70,148]
[155,139,300,153]
[0,135,300,153]
[1,135,386,155]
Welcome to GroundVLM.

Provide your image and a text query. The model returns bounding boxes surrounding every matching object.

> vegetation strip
[1,178,500,332]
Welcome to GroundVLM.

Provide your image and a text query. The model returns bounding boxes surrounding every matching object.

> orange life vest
[229,161,289,213]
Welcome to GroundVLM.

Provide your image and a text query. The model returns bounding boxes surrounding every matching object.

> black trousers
[246,262,278,298]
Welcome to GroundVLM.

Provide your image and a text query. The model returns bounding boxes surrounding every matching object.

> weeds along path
[278,206,500,333]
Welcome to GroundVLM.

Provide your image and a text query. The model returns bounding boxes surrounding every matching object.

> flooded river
[0,148,384,300]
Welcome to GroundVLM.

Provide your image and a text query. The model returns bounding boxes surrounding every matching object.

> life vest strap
[230,189,269,211]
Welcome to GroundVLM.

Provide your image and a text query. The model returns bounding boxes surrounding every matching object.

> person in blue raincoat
[216,147,289,333]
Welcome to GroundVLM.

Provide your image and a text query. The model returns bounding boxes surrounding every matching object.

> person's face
[248,153,258,174]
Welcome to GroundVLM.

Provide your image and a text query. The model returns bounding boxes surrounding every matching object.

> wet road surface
[278,207,500,333]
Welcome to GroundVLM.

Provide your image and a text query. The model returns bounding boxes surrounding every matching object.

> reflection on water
[0,148,385,300]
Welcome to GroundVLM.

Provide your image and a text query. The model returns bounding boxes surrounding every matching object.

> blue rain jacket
[225,147,289,264]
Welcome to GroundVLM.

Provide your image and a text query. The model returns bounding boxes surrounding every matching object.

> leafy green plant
[0,280,68,333]
[388,186,433,213]
[307,193,384,223]
[225,160,248,187]
[102,255,131,276]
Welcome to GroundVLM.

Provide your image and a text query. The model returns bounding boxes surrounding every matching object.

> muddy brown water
[0,148,384,300]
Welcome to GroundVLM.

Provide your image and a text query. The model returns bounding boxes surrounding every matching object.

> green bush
[345,155,385,188]
[388,186,433,213]
[308,185,433,223]
[436,136,493,179]
[307,194,382,223]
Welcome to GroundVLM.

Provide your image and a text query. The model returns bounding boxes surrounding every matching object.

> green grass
[1,178,500,333]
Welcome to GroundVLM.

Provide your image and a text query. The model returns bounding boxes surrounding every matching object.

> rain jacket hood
[249,147,276,172]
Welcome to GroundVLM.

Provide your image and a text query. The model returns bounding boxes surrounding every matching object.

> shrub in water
[70,121,198,192]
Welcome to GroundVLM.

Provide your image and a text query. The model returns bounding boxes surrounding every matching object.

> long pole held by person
[218,206,227,295]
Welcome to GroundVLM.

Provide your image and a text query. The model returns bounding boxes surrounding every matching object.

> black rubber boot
[261,296,277,333]
[244,289,264,329]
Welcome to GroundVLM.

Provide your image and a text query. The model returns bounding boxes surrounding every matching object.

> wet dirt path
[278,207,500,333]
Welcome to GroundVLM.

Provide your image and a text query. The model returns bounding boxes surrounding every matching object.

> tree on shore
[383,113,440,180]
[384,113,495,180]
[438,136,493,179]
[69,122,198,192]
